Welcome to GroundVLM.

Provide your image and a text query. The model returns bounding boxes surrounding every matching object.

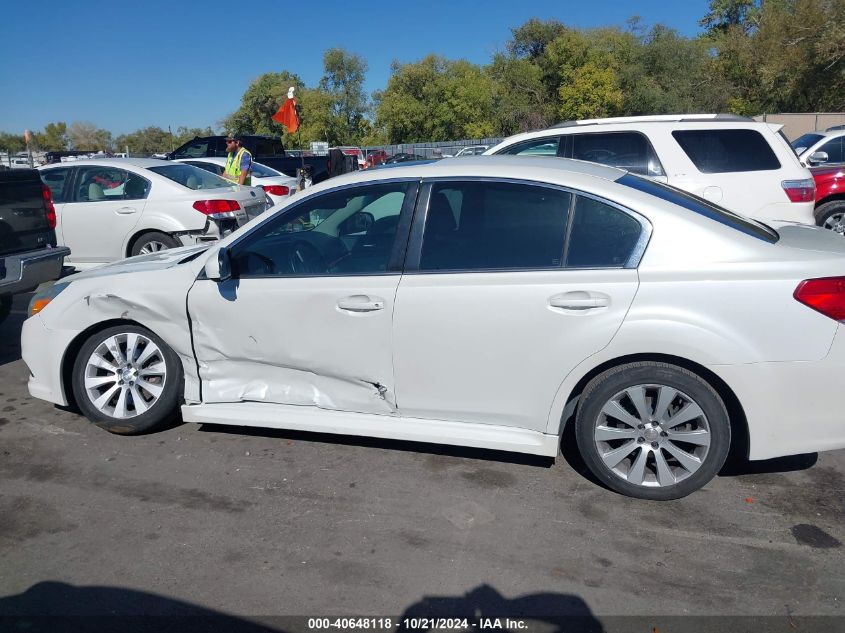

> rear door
[62,166,149,264]
[392,179,645,433]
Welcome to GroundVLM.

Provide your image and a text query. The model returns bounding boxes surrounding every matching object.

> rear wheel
[71,325,182,434]
[131,231,181,256]
[574,362,730,500]
[816,200,845,235]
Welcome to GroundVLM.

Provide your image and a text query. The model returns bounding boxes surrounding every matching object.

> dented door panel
[187,275,400,414]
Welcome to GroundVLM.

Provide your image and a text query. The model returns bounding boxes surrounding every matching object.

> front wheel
[71,325,182,434]
[574,362,730,500]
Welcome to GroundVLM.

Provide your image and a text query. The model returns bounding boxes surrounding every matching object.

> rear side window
[250,162,281,177]
[566,196,643,268]
[420,181,571,271]
[571,132,665,177]
[672,129,780,173]
[40,168,72,203]
[148,164,230,190]
[618,173,778,243]
[186,161,224,175]
[497,137,560,156]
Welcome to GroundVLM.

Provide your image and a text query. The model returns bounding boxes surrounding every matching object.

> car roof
[39,157,173,169]
[550,113,753,128]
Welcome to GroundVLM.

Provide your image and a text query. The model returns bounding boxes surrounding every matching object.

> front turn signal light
[28,282,69,317]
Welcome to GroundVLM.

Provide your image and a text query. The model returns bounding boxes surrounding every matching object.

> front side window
[672,129,781,173]
[565,196,643,268]
[171,139,209,159]
[74,167,150,202]
[497,136,560,157]
[147,164,230,190]
[817,137,844,164]
[571,132,665,177]
[40,168,73,203]
[419,181,572,271]
[231,182,410,277]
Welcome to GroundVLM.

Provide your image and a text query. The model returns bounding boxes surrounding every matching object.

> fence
[363,138,504,158]
[753,113,845,139]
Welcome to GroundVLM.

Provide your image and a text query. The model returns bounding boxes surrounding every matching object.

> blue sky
[0,0,711,136]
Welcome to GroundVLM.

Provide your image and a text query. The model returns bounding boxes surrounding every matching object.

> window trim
[403,176,652,275]
[223,178,421,280]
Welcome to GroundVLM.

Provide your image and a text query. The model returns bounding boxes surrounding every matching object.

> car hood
[63,244,210,282]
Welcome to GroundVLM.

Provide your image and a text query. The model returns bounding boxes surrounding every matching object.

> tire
[816,200,845,235]
[71,325,182,435]
[0,296,12,325]
[574,361,730,500]
[130,231,181,257]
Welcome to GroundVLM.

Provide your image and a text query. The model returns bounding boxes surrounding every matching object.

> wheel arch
[814,194,845,222]
[125,229,179,258]
[554,352,749,462]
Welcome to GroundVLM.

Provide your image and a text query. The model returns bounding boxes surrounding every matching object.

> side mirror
[203,247,232,282]
[809,151,829,165]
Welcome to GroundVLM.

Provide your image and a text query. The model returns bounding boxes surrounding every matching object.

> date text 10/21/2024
[307,618,530,630]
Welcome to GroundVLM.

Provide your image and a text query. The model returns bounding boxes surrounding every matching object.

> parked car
[791,129,845,169]
[454,145,490,157]
[38,158,268,270]
[384,153,427,164]
[168,135,356,184]
[366,149,389,168]
[810,165,845,233]
[0,169,69,323]
[486,114,815,225]
[335,146,366,169]
[175,157,296,206]
[22,156,845,500]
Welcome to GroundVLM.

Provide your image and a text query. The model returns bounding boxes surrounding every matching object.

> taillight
[41,184,56,229]
[262,185,290,196]
[193,199,241,220]
[794,277,845,321]
[781,178,815,203]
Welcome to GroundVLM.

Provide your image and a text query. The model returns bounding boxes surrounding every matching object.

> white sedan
[175,157,297,206]
[22,156,845,499]
[38,158,270,270]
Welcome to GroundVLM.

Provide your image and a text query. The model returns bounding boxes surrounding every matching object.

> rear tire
[130,231,181,256]
[816,200,845,235]
[574,361,730,500]
[71,325,182,435]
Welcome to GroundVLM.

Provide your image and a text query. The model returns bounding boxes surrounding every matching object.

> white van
[485,114,816,224]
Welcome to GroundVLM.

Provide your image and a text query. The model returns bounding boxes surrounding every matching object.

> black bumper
[0,246,71,296]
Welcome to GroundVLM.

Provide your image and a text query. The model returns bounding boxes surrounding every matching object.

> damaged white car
[21,156,845,499]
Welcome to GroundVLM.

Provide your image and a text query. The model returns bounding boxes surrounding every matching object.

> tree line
[3,0,843,154]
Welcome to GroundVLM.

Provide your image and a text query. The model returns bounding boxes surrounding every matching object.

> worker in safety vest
[223,134,253,185]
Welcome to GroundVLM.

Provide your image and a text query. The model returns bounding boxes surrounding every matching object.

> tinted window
[254,138,285,156]
[250,162,281,178]
[419,181,571,271]
[40,168,72,203]
[497,137,560,156]
[74,167,150,202]
[618,173,777,243]
[818,137,844,164]
[791,133,824,154]
[232,182,409,277]
[566,196,642,268]
[672,129,781,173]
[171,139,209,159]
[148,164,230,190]
[572,132,664,176]
[186,161,224,175]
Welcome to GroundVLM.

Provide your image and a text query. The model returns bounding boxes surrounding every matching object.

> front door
[188,180,418,415]
[62,165,149,265]
[393,180,645,433]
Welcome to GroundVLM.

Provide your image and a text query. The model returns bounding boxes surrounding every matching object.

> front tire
[816,200,845,235]
[574,362,730,500]
[71,325,182,435]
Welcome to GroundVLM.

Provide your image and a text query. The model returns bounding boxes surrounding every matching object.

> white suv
[485,114,815,224]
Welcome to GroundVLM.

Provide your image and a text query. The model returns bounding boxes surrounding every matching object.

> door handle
[549,291,610,311]
[337,295,385,312]
[115,207,136,215]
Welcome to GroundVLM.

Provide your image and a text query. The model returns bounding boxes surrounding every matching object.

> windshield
[791,133,824,154]
[251,162,282,178]
[618,174,778,243]
[147,164,232,190]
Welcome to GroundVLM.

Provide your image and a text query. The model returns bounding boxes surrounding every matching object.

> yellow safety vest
[224,147,252,185]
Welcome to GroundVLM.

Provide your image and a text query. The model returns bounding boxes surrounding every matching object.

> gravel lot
[0,294,843,631]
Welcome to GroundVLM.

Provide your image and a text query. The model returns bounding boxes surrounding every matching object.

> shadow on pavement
[0,293,30,366]
[719,452,818,477]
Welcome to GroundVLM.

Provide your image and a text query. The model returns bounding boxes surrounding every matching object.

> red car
[366,149,389,168]
[811,165,845,233]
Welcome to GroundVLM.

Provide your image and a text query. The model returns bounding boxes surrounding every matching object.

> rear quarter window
[672,129,781,173]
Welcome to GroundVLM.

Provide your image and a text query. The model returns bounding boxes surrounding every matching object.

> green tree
[68,121,112,151]
[319,48,369,145]
[508,18,568,60]
[700,0,760,34]
[0,133,25,154]
[558,63,624,120]
[33,122,68,151]
[114,126,172,154]
[488,54,553,134]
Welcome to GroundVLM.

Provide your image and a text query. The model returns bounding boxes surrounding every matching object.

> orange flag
[272,86,300,133]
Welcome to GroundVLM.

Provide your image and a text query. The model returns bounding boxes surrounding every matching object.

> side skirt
[181,402,560,457]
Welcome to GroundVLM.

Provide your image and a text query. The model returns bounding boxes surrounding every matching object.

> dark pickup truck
[167,135,356,184]
[0,170,70,323]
